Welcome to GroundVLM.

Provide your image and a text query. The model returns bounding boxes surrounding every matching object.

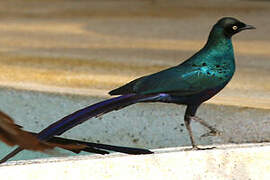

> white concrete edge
[1,142,270,167]
[1,143,270,180]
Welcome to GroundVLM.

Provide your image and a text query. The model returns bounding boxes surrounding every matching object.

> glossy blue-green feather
[110,24,235,97]
[1,17,255,163]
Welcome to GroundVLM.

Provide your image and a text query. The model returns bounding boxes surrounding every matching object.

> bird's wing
[111,63,224,96]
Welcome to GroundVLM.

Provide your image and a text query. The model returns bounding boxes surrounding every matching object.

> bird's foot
[190,116,221,136]
[200,129,222,138]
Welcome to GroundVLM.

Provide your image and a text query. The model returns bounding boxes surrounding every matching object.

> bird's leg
[190,116,222,137]
[184,105,215,150]
[184,114,198,149]
[184,105,202,149]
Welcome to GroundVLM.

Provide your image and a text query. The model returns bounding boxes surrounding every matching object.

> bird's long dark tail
[44,135,153,155]
[0,135,153,164]
[1,94,161,163]
[37,94,159,141]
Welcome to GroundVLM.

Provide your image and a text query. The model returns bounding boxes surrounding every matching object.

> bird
[1,17,255,163]
[0,110,152,163]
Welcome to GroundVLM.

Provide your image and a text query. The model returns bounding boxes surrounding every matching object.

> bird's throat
[205,27,233,52]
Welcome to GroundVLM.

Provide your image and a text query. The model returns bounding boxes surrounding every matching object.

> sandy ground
[0,0,269,109]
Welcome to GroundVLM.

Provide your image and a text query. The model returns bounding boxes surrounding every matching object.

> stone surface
[1,143,270,180]
[0,88,269,162]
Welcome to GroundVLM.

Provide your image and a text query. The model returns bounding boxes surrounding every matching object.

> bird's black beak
[239,24,256,31]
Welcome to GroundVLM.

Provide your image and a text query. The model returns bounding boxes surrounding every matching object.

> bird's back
[110,44,235,98]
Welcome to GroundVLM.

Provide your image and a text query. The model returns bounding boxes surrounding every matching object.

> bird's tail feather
[45,135,153,155]
[0,135,153,164]
[38,94,157,141]
[0,94,160,163]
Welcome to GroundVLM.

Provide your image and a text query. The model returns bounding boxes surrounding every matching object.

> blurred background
[0,0,269,161]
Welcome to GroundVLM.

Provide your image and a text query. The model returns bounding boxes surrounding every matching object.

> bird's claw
[200,129,222,138]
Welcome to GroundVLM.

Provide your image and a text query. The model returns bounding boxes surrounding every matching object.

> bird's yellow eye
[232,25,238,30]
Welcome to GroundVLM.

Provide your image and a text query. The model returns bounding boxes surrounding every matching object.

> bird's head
[214,17,255,38]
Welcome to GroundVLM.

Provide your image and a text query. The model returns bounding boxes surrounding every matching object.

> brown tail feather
[0,111,86,151]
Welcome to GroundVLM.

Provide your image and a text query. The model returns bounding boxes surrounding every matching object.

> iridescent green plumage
[110,18,236,97]
[1,17,255,163]
[109,17,255,149]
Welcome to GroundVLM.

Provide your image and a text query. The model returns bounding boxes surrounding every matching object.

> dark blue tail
[0,93,166,163]
[38,94,159,141]
[45,135,153,155]
[0,133,153,164]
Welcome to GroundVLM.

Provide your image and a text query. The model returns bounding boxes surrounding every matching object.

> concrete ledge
[1,143,270,180]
